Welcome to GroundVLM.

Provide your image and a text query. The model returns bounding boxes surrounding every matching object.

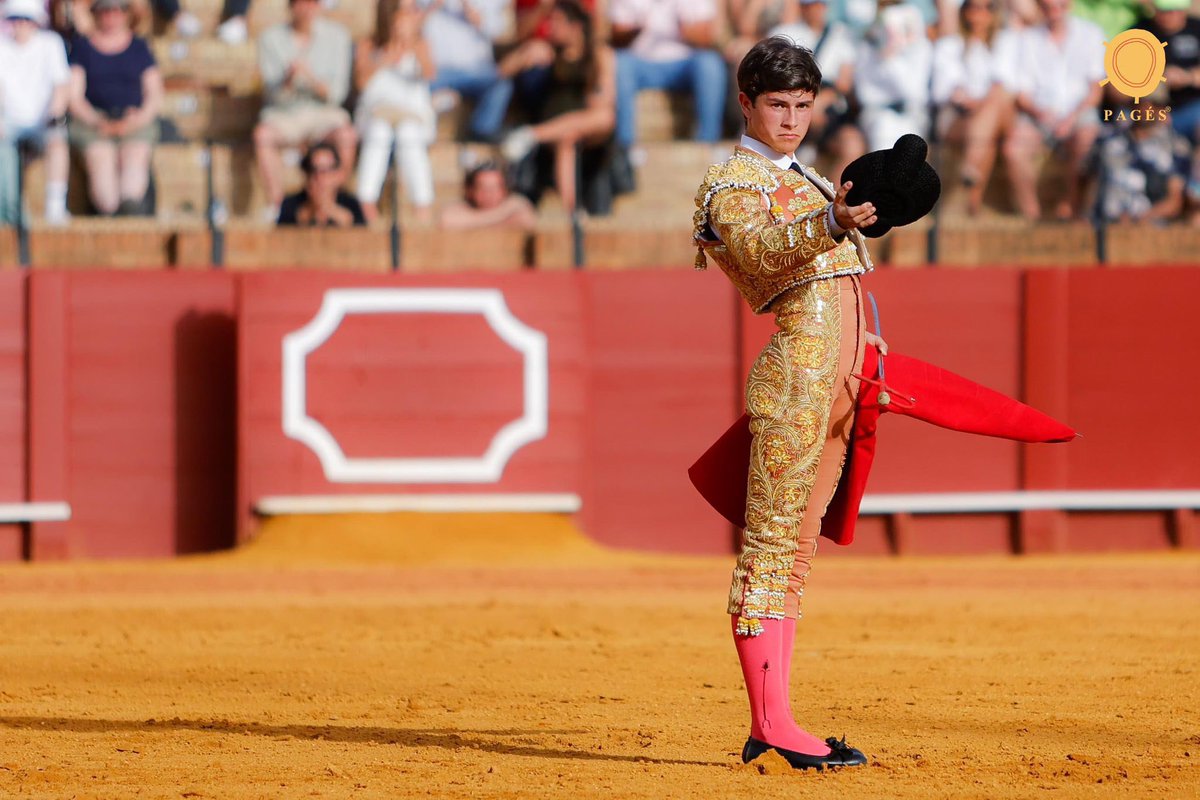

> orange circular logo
[1101,29,1168,104]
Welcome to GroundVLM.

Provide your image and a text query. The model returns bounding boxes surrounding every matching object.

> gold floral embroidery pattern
[787,194,812,215]
[729,278,842,636]
[693,150,868,312]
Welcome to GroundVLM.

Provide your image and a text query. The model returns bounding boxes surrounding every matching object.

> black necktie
[788,162,803,175]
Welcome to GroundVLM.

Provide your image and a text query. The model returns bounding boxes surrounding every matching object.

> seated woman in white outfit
[353,0,436,225]
[931,0,1017,215]
[854,0,932,151]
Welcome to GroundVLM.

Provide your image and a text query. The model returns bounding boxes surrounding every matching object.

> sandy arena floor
[0,513,1197,799]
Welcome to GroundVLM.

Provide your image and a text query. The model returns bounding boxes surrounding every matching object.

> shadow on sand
[0,715,728,768]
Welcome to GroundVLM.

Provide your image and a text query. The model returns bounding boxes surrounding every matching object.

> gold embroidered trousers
[729,274,866,636]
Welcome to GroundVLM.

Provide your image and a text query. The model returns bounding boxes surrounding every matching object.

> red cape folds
[687,347,1076,545]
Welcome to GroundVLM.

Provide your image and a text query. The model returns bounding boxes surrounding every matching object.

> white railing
[859,490,1200,514]
[256,493,583,515]
[0,502,72,522]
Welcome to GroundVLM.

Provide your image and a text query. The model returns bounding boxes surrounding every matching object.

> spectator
[854,0,932,151]
[723,0,789,142]
[832,0,939,37]
[515,0,594,42]
[609,0,726,148]
[0,0,71,225]
[1095,119,1188,223]
[353,0,436,225]
[931,0,1017,215]
[277,141,365,226]
[254,0,354,220]
[420,0,513,143]
[67,0,162,216]
[500,0,616,213]
[770,0,866,180]
[1139,0,1200,225]
[439,160,537,228]
[51,0,126,37]
[726,0,789,63]
[54,0,247,40]
[1002,0,1104,220]
[1137,0,1200,146]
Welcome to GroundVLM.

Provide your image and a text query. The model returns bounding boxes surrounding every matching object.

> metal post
[925,102,940,266]
[571,143,585,269]
[205,140,225,267]
[389,149,401,271]
[16,143,30,267]
[1091,155,1108,265]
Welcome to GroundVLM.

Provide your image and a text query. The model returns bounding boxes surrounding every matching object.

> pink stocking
[732,615,830,755]
[781,616,796,709]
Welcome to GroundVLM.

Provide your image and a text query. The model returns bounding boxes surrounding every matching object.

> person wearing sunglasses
[277,141,366,227]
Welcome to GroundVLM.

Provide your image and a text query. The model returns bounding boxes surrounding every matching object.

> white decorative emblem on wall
[281,288,548,483]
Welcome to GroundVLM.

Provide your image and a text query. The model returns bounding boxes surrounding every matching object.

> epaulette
[692,151,781,270]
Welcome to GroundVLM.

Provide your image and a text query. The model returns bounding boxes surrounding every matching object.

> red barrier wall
[1015,268,1200,553]
[238,272,589,537]
[237,271,735,554]
[6,266,1198,561]
[0,273,26,560]
[579,271,739,554]
[26,272,237,559]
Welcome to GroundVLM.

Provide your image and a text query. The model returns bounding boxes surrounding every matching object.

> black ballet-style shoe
[741,735,868,771]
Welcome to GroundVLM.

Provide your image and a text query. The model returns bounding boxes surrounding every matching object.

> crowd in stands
[1,0,1199,232]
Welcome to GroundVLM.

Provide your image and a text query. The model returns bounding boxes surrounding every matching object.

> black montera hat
[840,134,941,238]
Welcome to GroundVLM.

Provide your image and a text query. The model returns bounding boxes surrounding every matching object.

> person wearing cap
[770,0,867,180]
[0,0,71,224]
[1138,0,1200,144]
[692,35,882,772]
[66,0,162,216]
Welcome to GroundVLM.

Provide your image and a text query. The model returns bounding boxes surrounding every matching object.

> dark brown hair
[301,142,340,175]
[551,0,598,91]
[737,36,822,103]
[959,0,1001,46]
[372,0,426,48]
[464,161,505,191]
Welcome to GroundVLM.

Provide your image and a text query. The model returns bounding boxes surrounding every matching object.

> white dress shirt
[0,28,69,129]
[931,30,1018,106]
[1005,16,1105,118]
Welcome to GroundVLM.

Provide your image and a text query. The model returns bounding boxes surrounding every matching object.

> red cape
[688,347,1076,545]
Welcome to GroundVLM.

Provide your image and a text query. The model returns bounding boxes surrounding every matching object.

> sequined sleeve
[708,187,841,277]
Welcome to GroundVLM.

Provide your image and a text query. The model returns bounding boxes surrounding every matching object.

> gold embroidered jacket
[693,147,873,312]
